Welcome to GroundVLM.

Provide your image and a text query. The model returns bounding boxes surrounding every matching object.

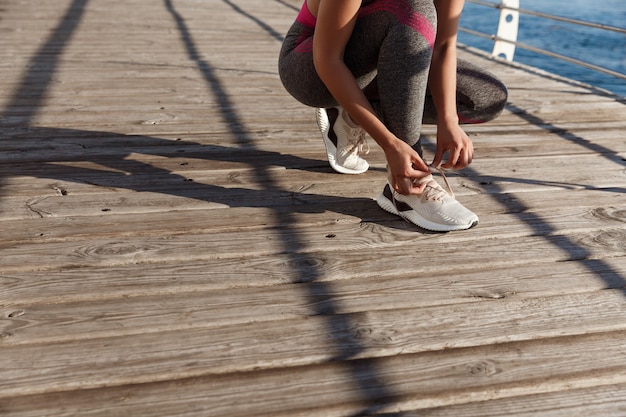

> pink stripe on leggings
[359,0,436,47]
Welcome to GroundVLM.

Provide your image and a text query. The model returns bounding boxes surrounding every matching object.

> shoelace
[429,165,454,198]
[340,126,370,157]
[411,166,455,201]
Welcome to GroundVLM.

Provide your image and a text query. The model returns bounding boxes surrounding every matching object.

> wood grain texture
[0,0,625,415]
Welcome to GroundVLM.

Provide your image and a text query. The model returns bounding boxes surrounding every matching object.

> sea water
[459,0,626,97]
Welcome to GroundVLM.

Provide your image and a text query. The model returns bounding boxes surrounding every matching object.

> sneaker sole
[316,108,368,175]
[376,191,479,232]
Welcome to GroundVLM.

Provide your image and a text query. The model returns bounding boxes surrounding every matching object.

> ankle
[341,109,359,128]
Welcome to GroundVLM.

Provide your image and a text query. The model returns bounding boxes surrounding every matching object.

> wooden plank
[1,0,625,416]
[1,250,624,306]
[5,93,621,129]
[1,187,624,241]
[2,331,626,415]
[4,383,626,417]
[1,126,624,166]
[0,152,624,206]
[3,225,625,295]
[1,218,625,272]
[2,274,626,347]
[399,383,626,417]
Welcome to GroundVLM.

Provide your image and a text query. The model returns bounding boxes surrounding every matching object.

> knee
[489,77,508,117]
[458,61,508,115]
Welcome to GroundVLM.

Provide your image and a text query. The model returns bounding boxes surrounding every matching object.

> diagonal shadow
[0,0,89,123]
[222,0,285,41]
[0,0,399,413]
[465,166,626,294]
[444,99,626,296]
[0,0,89,200]
[505,101,626,160]
[493,102,626,292]
[420,97,626,295]
[273,0,299,13]
[1,0,624,414]
[165,0,399,412]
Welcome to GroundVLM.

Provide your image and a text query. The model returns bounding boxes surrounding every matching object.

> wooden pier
[1,0,625,415]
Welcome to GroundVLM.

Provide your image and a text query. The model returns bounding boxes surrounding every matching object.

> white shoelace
[430,165,455,198]
[412,166,455,201]
[340,126,370,157]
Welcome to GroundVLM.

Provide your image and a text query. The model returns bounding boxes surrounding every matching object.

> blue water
[459,0,626,97]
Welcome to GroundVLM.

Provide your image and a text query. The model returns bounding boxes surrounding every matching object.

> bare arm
[430,0,474,170]
[312,0,430,194]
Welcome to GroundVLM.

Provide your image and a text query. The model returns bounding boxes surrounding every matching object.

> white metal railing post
[491,0,520,61]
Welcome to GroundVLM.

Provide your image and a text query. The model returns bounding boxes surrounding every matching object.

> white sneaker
[316,106,369,175]
[376,170,479,232]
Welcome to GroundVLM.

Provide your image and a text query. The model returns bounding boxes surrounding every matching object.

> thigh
[278,22,335,108]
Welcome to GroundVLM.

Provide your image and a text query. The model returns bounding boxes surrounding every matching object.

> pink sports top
[296,1,317,28]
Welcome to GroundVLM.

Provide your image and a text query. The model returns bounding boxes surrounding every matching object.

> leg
[422,58,508,124]
[351,0,438,150]
[279,0,437,171]
[278,20,372,174]
[279,0,438,130]
[278,22,336,108]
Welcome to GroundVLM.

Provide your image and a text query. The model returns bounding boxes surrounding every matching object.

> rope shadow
[165,0,399,411]
[0,0,398,412]
[0,0,89,201]
[1,0,624,414]
[458,101,626,295]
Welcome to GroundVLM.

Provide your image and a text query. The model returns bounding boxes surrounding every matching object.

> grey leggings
[278,0,508,153]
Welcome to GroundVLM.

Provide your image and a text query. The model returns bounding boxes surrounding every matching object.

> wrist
[437,114,459,127]
[380,135,406,156]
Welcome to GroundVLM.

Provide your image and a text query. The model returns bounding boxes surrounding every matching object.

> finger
[460,145,475,169]
[396,177,427,196]
[431,149,443,169]
[442,148,460,169]
[393,175,428,196]
[455,148,471,169]
[411,158,430,174]
[407,180,427,195]
[393,177,412,195]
